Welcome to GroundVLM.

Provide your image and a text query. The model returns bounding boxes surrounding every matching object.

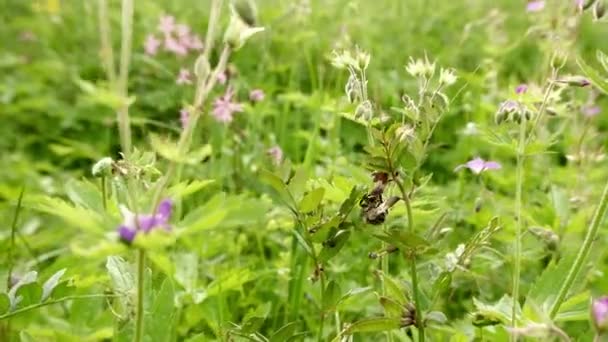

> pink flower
[144,34,161,56]
[176,68,192,85]
[216,72,227,85]
[212,88,243,123]
[164,37,187,56]
[526,0,545,12]
[592,297,608,333]
[515,84,528,94]
[176,24,190,37]
[267,146,283,165]
[575,0,584,10]
[159,15,175,35]
[181,34,204,51]
[582,105,601,117]
[454,157,502,174]
[180,108,190,128]
[249,89,265,102]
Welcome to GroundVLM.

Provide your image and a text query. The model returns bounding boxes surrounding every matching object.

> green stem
[134,249,146,342]
[0,294,118,321]
[97,0,117,87]
[117,0,133,157]
[381,227,393,342]
[101,176,107,211]
[511,115,526,335]
[409,254,424,342]
[317,272,326,342]
[549,178,608,318]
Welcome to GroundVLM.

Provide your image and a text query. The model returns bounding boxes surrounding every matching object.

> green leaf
[65,179,103,212]
[0,293,9,314]
[308,215,341,242]
[323,281,341,311]
[379,273,408,305]
[106,256,135,296]
[19,331,37,342]
[15,283,43,308]
[147,278,175,342]
[178,194,228,236]
[26,195,105,235]
[42,268,66,301]
[270,322,298,342]
[577,57,608,95]
[379,296,403,318]
[8,271,38,309]
[344,317,401,334]
[299,187,325,213]
[526,253,575,310]
[259,169,295,208]
[425,311,448,325]
[372,231,430,254]
[167,180,215,200]
[338,185,366,217]
[318,230,350,262]
[555,291,589,322]
[133,229,176,250]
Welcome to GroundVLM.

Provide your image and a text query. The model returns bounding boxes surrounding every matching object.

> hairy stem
[134,249,146,342]
[117,0,133,157]
[549,178,608,318]
[511,114,526,336]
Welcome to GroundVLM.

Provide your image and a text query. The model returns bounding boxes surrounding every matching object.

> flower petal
[466,157,486,174]
[118,225,137,243]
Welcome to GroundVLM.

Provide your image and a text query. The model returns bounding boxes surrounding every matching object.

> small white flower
[439,68,457,86]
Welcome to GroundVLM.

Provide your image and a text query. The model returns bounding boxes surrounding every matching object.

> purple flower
[144,34,161,56]
[249,89,265,102]
[176,68,192,85]
[117,199,173,243]
[592,297,608,333]
[583,105,601,118]
[180,108,190,128]
[158,15,175,35]
[212,88,243,123]
[454,157,502,174]
[267,146,283,165]
[515,84,528,94]
[526,0,545,12]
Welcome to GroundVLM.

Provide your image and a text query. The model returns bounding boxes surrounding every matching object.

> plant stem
[0,294,119,321]
[549,178,608,318]
[317,271,326,342]
[409,254,424,342]
[117,0,133,157]
[97,0,116,87]
[511,115,526,336]
[101,176,107,211]
[134,248,146,342]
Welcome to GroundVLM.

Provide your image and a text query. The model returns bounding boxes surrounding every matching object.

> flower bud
[594,0,606,19]
[355,47,370,70]
[550,50,568,70]
[556,75,591,87]
[592,296,608,333]
[354,100,373,120]
[223,5,264,50]
[92,157,113,177]
[194,54,210,80]
[232,0,258,26]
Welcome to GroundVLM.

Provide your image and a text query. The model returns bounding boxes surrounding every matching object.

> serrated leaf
[147,278,175,342]
[299,188,325,213]
[26,195,105,235]
[65,179,103,212]
[42,268,66,302]
[178,194,228,236]
[167,180,215,200]
[345,317,401,334]
[106,256,135,296]
[270,322,298,342]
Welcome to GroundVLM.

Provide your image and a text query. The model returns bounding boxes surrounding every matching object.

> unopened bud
[556,75,591,87]
[224,5,264,50]
[592,296,608,333]
[550,50,568,70]
[92,157,113,177]
[355,100,373,120]
[194,55,210,80]
[355,48,371,70]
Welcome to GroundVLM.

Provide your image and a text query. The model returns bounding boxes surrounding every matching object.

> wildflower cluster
[144,15,204,57]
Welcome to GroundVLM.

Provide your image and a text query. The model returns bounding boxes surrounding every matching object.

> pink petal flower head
[176,68,192,85]
[249,89,265,102]
[526,0,545,12]
[180,108,190,129]
[180,34,204,51]
[267,146,283,165]
[515,84,528,94]
[176,23,190,37]
[164,36,188,56]
[212,88,243,123]
[158,15,175,35]
[454,157,502,175]
[582,105,601,117]
[216,71,227,85]
[144,34,161,56]
[592,297,608,333]
[117,198,173,244]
